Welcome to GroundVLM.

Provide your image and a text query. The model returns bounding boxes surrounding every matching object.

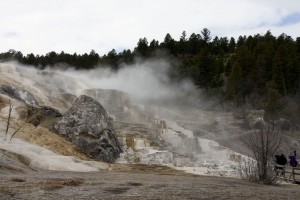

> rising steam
[1,59,202,113]
[53,58,200,107]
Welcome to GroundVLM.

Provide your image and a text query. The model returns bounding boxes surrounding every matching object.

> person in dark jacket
[278,154,287,165]
[275,155,280,163]
[275,154,287,174]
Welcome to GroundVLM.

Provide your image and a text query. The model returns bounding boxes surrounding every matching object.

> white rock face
[0,133,109,172]
[117,119,246,177]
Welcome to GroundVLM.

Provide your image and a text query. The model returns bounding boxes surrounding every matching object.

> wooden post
[288,167,292,181]
[288,167,296,183]
[292,167,295,183]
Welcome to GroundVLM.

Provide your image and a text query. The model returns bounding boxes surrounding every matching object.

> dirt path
[1,167,299,200]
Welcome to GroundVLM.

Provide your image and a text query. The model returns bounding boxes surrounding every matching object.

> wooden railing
[274,164,300,183]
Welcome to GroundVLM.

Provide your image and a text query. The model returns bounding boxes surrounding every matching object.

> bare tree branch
[9,117,28,142]
[240,122,282,183]
[2,99,27,143]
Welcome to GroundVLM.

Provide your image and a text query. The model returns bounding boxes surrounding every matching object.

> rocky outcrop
[0,85,38,106]
[54,95,122,162]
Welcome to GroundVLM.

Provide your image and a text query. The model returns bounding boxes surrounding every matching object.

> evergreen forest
[1,29,300,124]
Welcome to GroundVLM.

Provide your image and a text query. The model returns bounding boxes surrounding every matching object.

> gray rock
[0,84,38,106]
[54,95,122,162]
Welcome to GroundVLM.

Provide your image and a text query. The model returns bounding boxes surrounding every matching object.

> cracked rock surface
[54,95,122,162]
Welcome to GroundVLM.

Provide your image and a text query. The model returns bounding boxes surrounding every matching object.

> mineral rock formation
[54,95,122,162]
[0,84,38,106]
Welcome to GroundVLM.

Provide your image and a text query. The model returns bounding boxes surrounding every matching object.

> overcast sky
[1,0,300,55]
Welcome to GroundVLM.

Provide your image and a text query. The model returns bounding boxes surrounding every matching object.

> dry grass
[109,163,187,175]
[39,178,84,190]
[62,178,85,186]
[127,182,143,186]
[40,181,65,190]
[10,177,26,182]
[104,187,130,194]
[15,123,91,160]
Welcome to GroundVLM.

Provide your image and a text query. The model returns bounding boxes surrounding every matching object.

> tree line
[1,29,300,122]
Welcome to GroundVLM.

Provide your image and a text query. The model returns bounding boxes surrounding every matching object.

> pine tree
[226,62,243,106]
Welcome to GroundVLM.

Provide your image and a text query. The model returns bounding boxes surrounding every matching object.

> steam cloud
[57,59,200,107]
[1,59,201,113]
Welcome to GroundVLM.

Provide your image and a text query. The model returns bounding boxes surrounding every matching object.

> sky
[1,0,300,55]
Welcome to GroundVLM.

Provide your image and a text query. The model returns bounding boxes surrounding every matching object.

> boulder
[54,95,122,162]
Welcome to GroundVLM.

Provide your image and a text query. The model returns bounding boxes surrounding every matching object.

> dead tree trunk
[3,99,26,142]
[5,99,13,141]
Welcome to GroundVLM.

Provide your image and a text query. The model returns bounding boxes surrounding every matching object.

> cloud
[277,12,300,26]
[0,0,299,55]
[2,32,18,38]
